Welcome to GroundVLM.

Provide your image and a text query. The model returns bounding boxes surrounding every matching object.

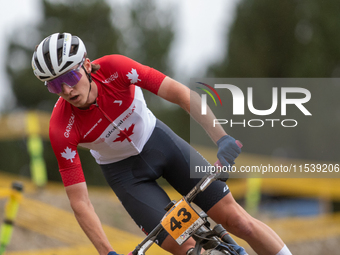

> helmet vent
[60,61,73,72]
[42,36,56,76]
[56,37,65,66]
[70,37,79,56]
[33,54,44,73]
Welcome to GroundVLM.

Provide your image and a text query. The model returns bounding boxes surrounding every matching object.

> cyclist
[32,33,292,255]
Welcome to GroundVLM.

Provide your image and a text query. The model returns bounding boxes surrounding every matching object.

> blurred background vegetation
[1,0,340,187]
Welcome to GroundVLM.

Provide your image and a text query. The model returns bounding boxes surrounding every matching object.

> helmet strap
[82,65,93,103]
[81,65,92,84]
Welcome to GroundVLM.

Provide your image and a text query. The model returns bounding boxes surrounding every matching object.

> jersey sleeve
[93,55,166,94]
[49,100,85,187]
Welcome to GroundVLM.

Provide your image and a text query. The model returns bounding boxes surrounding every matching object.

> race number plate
[161,198,205,245]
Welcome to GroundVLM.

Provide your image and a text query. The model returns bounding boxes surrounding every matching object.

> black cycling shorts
[100,119,230,245]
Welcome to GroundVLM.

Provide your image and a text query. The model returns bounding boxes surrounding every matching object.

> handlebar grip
[214,140,243,166]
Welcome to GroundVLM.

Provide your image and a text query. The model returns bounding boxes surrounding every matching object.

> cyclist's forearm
[72,200,113,255]
[188,90,227,143]
[157,77,227,144]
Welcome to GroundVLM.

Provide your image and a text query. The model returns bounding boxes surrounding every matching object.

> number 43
[170,208,192,231]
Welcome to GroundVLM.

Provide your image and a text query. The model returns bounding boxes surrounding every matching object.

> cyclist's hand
[216,135,242,167]
[228,244,248,255]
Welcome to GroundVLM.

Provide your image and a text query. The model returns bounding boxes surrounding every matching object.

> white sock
[276,244,292,255]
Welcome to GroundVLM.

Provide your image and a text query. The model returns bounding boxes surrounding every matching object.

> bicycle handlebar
[213,224,238,245]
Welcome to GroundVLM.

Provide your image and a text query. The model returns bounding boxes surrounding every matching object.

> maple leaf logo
[126,68,141,84]
[113,124,135,142]
[61,147,76,162]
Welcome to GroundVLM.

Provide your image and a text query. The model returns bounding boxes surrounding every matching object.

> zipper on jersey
[94,101,137,149]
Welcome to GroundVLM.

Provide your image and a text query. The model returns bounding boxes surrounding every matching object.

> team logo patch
[126,68,141,84]
[102,72,119,83]
[64,113,75,138]
[61,147,76,162]
[114,100,123,106]
[113,123,135,142]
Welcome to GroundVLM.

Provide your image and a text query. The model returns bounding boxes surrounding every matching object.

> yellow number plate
[161,198,205,245]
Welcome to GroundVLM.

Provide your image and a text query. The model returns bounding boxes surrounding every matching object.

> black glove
[217,135,242,167]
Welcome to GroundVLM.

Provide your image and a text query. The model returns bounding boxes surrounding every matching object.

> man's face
[57,60,93,109]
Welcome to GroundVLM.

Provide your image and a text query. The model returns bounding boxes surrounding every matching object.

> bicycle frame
[131,170,240,255]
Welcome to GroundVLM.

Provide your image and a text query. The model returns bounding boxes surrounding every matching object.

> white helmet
[32,32,87,82]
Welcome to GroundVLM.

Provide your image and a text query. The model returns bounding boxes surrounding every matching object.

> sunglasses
[45,62,84,94]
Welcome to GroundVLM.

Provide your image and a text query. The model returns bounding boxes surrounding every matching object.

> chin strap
[82,65,92,83]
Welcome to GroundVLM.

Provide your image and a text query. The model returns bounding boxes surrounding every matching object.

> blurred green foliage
[208,0,340,78]
[206,0,340,161]
[7,0,122,111]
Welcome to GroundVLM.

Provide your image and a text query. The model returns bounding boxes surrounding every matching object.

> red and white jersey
[49,55,166,186]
